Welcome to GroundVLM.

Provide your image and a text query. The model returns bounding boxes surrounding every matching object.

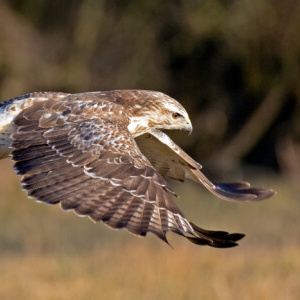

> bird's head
[156,94,192,134]
[128,90,193,135]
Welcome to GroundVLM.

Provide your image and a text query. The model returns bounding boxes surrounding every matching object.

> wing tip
[213,182,276,202]
[187,222,245,248]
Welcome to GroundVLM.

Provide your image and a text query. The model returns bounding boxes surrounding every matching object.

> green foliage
[0,0,299,171]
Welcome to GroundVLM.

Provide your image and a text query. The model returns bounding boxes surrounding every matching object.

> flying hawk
[0,90,275,247]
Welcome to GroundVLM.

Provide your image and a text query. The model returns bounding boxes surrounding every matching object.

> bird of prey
[0,90,275,248]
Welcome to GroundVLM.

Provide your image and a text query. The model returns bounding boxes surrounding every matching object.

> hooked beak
[184,122,193,135]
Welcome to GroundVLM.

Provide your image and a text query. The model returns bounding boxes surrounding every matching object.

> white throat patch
[128,116,149,135]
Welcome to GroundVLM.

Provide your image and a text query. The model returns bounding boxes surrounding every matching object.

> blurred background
[0,0,299,299]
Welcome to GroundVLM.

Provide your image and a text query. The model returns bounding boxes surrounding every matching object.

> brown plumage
[0,90,275,248]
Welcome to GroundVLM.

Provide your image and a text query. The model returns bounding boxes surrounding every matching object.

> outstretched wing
[11,98,243,247]
[136,129,275,202]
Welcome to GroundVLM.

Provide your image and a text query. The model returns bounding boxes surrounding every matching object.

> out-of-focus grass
[1,245,299,300]
[0,159,299,300]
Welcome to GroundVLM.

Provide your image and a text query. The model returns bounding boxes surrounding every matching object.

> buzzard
[0,90,275,248]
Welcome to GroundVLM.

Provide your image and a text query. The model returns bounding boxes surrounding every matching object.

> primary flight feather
[0,90,275,247]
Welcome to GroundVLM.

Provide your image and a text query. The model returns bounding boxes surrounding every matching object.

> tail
[0,92,70,159]
[0,124,15,159]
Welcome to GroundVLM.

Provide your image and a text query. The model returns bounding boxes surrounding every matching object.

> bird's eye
[172,112,181,119]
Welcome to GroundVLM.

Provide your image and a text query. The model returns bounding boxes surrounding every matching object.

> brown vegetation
[0,159,299,299]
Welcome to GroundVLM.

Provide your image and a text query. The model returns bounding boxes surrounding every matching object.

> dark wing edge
[138,130,276,202]
[11,98,243,248]
[190,168,276,202]
[187,223,245,248]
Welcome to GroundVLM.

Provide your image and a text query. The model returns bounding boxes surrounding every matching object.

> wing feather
[11,97,245,247]
[137,130,275,202]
